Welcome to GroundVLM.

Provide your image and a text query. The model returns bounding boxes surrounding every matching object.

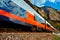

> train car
[0,0,57,32]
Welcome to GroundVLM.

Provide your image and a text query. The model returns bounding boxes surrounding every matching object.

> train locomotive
[0,0,57,32]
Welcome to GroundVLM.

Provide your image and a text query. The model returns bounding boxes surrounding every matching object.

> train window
[10,19,26,25]
[0,0,26,18]
[34,15,45,23]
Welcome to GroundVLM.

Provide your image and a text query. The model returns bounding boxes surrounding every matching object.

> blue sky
[29,0,60,10]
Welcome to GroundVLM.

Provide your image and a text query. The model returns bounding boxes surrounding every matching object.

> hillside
[24,0,60,31]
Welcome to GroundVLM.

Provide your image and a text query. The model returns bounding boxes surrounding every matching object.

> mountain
[24,0,60,31]
[39,7,60,21]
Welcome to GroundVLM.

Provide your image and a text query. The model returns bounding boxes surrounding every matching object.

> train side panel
[0,0,56,32]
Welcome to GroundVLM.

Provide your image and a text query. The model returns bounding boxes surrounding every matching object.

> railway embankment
[0,32,53,40]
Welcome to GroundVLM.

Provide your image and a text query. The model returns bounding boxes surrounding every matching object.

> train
[0,0,57,32]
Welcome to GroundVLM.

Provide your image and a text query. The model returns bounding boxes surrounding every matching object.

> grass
[53,35,60,40]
